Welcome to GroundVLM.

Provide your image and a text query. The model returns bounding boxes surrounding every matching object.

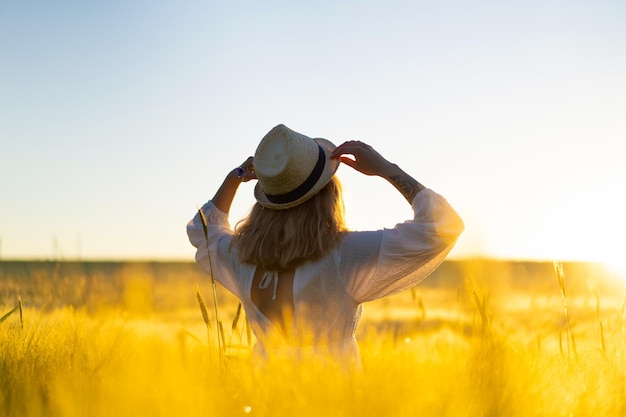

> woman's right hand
[330,141,394,177]
[236,156,257,182]
[331,140,425,203]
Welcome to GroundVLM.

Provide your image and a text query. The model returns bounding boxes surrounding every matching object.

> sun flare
[528,181,626,282]
[601,256,626,283]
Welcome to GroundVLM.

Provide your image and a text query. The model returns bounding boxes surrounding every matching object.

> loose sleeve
[343,189,464,303]
[186,201,242,298]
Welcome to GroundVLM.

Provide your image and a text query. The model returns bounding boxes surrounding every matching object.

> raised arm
[330,141,426,203]
[211,157,256,213]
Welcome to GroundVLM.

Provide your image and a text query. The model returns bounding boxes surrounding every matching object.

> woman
[187,124,463,364]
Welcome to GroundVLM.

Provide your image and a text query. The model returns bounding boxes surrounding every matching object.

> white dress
[186,189,464,363]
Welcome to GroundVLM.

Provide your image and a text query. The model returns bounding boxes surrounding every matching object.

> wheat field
[1,259,625,416]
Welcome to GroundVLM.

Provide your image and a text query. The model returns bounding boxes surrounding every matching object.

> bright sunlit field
[1,259,625,417]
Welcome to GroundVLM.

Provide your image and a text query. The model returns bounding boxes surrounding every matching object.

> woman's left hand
[213,156,257,213]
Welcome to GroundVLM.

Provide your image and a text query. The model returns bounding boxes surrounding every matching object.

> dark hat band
[264,145,326,205]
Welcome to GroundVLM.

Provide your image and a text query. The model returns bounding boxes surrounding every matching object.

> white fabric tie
[259,271,279,301]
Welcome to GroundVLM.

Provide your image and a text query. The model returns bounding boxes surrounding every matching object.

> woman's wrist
[212,169,242,213]
[227,167,244,183]
[382,164,425,203]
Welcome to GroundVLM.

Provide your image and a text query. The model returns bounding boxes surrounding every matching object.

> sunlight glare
[530,181,626,281]
[602,257,626,283]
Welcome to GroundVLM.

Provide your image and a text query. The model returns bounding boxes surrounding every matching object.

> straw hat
[253,124,339,209]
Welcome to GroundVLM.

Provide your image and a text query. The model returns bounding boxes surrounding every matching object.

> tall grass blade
[245,317,252,346]
[0,304,19,324]
[600,321,607,358]
[554,262,577,361]
[196,290,210,328]
[465,275,491,337]
[231,303,242,331]
[197,207,225,363]
[592,287,607,358]
[18,298,23,330]
[180,328,202,344]
[228,303,243,353]
[196,290,213,358]
[218,320,226,354]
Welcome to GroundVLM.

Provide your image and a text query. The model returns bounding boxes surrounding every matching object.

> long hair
[234,176,346,271]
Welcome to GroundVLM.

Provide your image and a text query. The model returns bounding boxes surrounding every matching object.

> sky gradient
[1,1,625,266]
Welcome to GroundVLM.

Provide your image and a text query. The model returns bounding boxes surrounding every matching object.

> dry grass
[1,259,625,416]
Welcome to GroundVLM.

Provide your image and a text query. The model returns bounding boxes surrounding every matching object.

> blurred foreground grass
[1,259,625,416]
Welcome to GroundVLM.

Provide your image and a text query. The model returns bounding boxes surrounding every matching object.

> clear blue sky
[1,0,625,265]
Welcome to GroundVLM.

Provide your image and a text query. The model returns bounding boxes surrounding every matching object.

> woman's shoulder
[335,230,383,257]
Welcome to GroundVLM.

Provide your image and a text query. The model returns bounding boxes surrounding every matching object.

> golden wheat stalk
[237,315,252,348]
[465,275,491,337]
[227,303,243,355]
[0,305,18,324]
[591,286,608,358]
[231,302,242,331]
[196,290,210,328]
[196,289,214,358]
[0,298,22,329]
[554,262,577,361]
[218,320,226,354]
[18,298,22,330]
[197,208,225,363]
[245,317,252,346]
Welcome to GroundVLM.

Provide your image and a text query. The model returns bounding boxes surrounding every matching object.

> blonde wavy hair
[234,176,346,271]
